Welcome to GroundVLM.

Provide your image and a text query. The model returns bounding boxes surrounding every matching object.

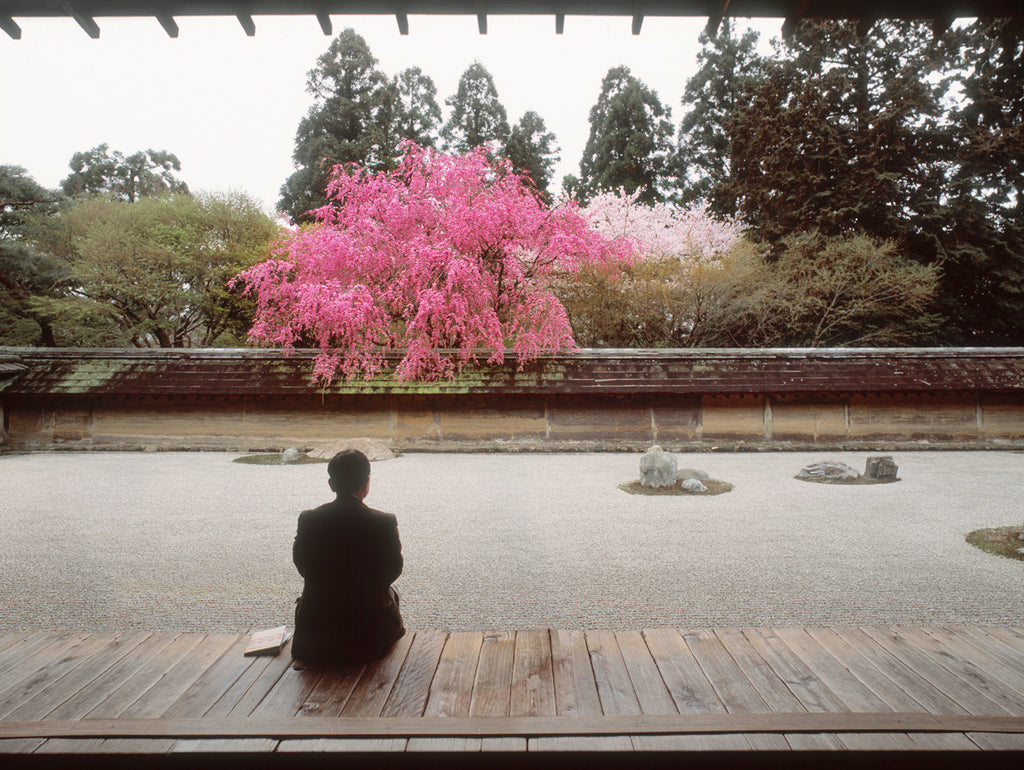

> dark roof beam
[932,13,954,38]
[632,12,643,34]
[0,14,20,38]
[396,12,409,34]
[237,12,255,35]
[555,10,564,34]
[57,1,99,38]
[156,13,178,37]
[855,16,874,36]
[781,0,811,39]
[316,10,331,35]
[705,0,731,37]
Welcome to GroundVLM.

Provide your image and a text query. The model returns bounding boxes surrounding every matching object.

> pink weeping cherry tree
[236,143,635,383]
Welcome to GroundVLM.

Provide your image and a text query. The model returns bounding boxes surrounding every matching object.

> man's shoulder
[362,504,398,527]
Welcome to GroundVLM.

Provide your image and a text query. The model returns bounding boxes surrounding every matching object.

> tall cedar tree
[940,19,1024,343]
[61,144,188,202]
[390,66,443,148]
[578,66,674,204]
[0,166,62,345]
[728,20,952,251]
[674,19,765,215]
[440,62,511,153]
[503,111,560,198]
[279,29,392,222]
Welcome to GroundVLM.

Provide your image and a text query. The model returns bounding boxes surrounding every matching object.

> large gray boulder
[640,445,678,488]
[864,456,899,480]
[796,461,860,482]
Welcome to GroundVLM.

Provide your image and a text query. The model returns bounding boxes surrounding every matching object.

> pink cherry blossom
[582,189,744,266]
[236,142,634,383]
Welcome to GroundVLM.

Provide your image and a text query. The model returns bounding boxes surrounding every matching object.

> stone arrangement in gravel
[621,445,734,496]
[795,456,901,484]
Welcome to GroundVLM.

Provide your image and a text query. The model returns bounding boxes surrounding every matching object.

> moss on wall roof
[2,347,1024,398]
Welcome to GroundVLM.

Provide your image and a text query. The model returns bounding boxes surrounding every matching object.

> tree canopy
[440,62,511,154]
[31,192,278,348]
[61,144,188,202]
[577,66,674,204]
[238,143,633,382]
[503,111,560,198]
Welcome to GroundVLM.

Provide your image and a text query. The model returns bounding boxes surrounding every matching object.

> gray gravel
[1,450,1021,632]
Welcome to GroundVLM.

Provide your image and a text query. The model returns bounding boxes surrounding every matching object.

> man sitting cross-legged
[291,449,405,667]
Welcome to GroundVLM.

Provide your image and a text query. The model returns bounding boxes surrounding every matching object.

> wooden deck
[2,627,1024,766]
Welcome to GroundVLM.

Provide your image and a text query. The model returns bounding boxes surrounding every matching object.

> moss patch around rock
[232,454,326,465]
[619,479,734,496]
[965,527,1024,561]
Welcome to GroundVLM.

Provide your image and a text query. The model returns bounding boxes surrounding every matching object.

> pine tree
[577,66,674,204]
[938,19,1024,343]
[391,66,443,148]
[503,111,560,198]
[440,62,510,153]
[674,19,765,214]
[727,20,952,250]
[279,29,392,222]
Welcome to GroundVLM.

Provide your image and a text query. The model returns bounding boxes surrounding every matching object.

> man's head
[327,449,371,499]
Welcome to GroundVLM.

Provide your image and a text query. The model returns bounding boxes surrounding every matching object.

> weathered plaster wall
[6,392,1024,452]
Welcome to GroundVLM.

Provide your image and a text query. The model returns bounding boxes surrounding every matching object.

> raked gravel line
[0,450,1021,632]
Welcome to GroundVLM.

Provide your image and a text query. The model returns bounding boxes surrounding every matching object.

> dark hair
[328,449,371,496]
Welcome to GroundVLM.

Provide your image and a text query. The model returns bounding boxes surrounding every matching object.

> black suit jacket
[291,496,404,665]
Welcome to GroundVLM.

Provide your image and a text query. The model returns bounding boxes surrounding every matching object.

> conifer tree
[440,62,510,153]
[577,66,674,204]
[279,29,391,222]
[503,111,560,198]
[674,19,765,214]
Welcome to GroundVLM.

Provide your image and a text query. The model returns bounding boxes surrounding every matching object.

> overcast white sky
[0,13,780,214]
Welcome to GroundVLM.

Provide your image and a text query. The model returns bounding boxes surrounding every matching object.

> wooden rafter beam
[57,1,99,38]
[705,0,731,37]
[477,13,487,33]
[855,16,874,37]
[932,13,954,37]
[555,12,564,34]
[631,13,643,34]
[156,13,178,37]
[0,14,20,38]
[781,0,811,39]
[237,12,255,36]
[395,12,409,34]
[316,10,331,35]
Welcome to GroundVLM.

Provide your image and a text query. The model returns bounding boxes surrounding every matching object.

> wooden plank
[0,632,66,677]
[712,628,805,713]
[549,629,601,716]
[967,732,1024,750]
[408,631,483,751]
[32,633,203,755]
[8,712,1024,739]
[163,633,260,719]
[381,630,447,718]
[0,633,89,702]
[833,731,920,750]
[828,627,968,715]
[342,633,415,718]
[101,633,240,753]
[905,732,981,750]
[859,626,1016,715]
[774,628,893,713]
[586,630,641,717]
[616,630,676,715]
[465,631,520,751]
[804,628,933,713]
[680,629,787,750]
[3,632,151,721]
[740,628,849,713]
[956,627,1024,678]
[626,630,750,752]
[509,629,555,717]
[919,627,1024,705]
[537,629,619,752]
[175,636,295,754]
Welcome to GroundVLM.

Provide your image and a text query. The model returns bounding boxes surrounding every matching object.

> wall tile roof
[2,347,1023,398]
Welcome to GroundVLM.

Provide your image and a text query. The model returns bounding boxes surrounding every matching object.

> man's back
[292,494,405,666]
